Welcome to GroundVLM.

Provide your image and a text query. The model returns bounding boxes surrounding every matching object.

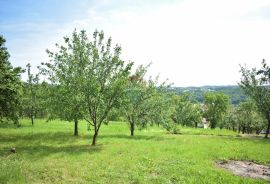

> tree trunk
[242,127,245,134]
[31,114,34,126]
[265,117,270,138]
[31,106,34,126]
[92,131,98,146]
[129,115,135,136]
[74,118,78,136]
[210,120,216,129]
[130,121,135,136]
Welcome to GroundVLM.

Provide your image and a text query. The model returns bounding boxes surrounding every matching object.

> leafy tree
[171,93,202,128]
[43,31,86,136]
[235,100,266,134]
[80,30,133,145]
[44,30,133,144]
[23,63,39,125]
[239,60,270,138]
[204,92,230,129]
[0,35,23,125]
[122,65,170,136]
[222,106,238,131]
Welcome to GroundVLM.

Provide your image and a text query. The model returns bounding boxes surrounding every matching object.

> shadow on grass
[178,131,239,138]
[98,134,165,141]
[0,123,19,129]
[0,144,101,159]
[0,132,82,144]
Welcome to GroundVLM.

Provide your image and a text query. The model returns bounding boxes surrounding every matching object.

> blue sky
[1,0,270,86]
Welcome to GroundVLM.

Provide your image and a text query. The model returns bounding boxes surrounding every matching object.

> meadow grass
[0,119,269,184]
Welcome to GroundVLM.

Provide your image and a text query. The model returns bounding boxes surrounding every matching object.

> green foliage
[204,92,230,129]
[172,86,246,105]
[79,30,133,145]
[239,60,270,138]
[42,30,87,136]
[0,35,23,125]
[222,106,238,131]
[171,93,202,128]
[235,100,266,134]
[122,64,171,136]
[44,29,133,144]
[21,63,40,125]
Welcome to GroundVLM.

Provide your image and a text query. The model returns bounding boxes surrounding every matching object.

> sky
[1,0,270,87]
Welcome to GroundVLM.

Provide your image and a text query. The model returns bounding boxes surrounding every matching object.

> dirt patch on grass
[216,160,270,180]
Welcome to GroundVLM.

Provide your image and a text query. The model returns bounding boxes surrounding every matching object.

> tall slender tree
[24,63,39,125]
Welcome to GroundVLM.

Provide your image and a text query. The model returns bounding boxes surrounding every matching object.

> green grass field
[0,119,269,184]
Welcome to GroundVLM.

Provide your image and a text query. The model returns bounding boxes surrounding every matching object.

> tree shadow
[98,134,165,141]
[0,144,101,159]
[178,132,239,138]
[0,123,19,129]
[0,132,82,144]
[0,131,102,159]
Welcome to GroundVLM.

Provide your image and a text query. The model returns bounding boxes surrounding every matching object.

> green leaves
[0,35,23,125]
[239,60,270,137]
[122,64,171,135]
[204,92,230,129]
[43,29,133,144]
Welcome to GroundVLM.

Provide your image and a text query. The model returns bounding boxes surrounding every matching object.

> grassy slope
[0,119,269,184]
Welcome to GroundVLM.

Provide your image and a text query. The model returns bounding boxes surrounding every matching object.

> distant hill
[171,85,247,105]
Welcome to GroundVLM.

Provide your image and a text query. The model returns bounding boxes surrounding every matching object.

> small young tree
[0,35,23,125]
[204,92,230,129]
[24,63,39,125]
[239,60,270,138]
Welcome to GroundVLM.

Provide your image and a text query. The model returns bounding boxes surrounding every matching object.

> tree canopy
[44,30,133,144]
[204,92,230,129]
[0,35,23,125]
[239,60,270,138]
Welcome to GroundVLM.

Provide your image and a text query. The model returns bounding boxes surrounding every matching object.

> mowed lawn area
[0,120,269,184]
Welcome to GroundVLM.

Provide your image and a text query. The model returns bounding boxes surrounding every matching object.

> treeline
[1,30,270,146]
[172,86,247,105]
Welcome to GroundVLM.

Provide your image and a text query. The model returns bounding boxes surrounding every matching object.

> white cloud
[5,0,270,86]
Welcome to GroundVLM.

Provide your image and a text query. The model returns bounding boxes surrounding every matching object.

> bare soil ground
[216,160,270,180]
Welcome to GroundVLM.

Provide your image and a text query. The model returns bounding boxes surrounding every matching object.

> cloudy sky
[1,0,270,86]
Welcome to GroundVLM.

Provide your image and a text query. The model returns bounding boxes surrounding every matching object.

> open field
[0,119,270,184]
